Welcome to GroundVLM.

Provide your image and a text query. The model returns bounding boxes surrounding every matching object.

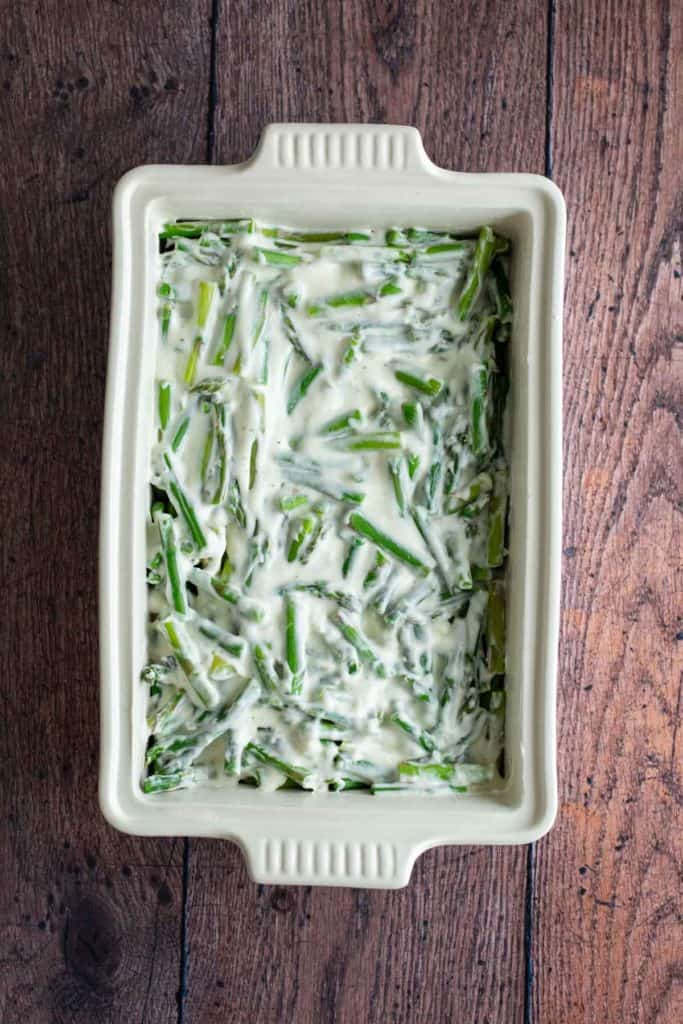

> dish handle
[238,834,420,889]
[250,122,434,177]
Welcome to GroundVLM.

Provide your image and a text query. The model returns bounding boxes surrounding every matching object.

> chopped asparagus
[144,219,510,795]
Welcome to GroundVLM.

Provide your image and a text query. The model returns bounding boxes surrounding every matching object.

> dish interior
[122,194,537,825]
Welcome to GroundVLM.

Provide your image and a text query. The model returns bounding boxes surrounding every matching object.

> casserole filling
[142,220,510,794]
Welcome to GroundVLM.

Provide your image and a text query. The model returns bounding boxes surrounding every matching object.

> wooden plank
[534,2,683,1021]
[185,844,528,1023]
[0,4,210,1021]
[212,0,548,173]
[185,3,548,1022]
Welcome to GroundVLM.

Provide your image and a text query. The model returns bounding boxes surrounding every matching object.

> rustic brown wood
[0,3,210,1022]
[5,2,679,1020]
[534,1,683,1022]
[185,844,527,1023]
[213,0,548,173]
[184,3,548,1022]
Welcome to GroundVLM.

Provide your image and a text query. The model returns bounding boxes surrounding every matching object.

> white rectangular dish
[100,123,565,888]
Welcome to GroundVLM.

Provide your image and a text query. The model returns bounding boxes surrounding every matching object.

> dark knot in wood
[64,895,123,990]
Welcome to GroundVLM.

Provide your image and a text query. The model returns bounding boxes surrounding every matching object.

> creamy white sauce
[142,222,510,795]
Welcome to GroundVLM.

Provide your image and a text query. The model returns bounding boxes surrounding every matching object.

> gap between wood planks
[525,3,556,1022]
[177,2,556,1021]
[206,0,220,165]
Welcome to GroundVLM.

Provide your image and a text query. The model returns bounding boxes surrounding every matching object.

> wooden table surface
[2,2,681,1021]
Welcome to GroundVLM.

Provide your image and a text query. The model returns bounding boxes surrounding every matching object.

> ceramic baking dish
[100,123,565,888]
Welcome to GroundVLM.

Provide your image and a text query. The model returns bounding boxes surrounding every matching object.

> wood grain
[534,1,683,1022]
[5,2,679,1021]
[0,4,210,1022]
[185,3,548,1022]
[185,845,527,1024]
[213,0,548,173]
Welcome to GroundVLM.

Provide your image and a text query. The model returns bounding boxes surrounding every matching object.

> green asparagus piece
[210,402,229,504]
[470,364,490,456]
[184,340,202,386]
[307,278,401,316]
[331,612,386,677]
[394,370,444,397]
[389,713,436,753]
[184,280,216,385]
[402,401,423,429]
[370,783,410,793]
[398,761,454,781]
[307,289,372,315]
[170,415,190,452]
[146,689,185,734]
[423,242,467,257]
[227,478,247,528]
[197,280,215,326]
[150,678,261,775]
[284,594,304,694]
[458,226,507,320]
[249,438,259,491]
[243,531,269,588]
[301,507,326,566]
[200,416,214,494]
[253,247,304,267]
[244,742,310,786]
[287,362,323,414]
[188,567,264,621]
[252,644,280,693]
[363,550,388,590]
[407,453,421,479]
[342,537,363,578]
[157,282,174,340]
[160,219,253,239]
[446,472,493,516]
[287,514,315,562]
[279,494,309,512]
[163,453,207,549]
[331,431,401,451]
[342,331,361,366]
[388,457,408,516]
[160,221,207,240]
[157,513,186,615]
[263,229,365,243]
[279,581,358,612]
[330,778,371,791]
[142,771,190,793]
[276,453,365,505]
[385,228,409,246]
[378,280,402,296]
[211,311,237,366]
[158,381,171,432]
[320,409,363,434]
[161,617,217,708]
[406,227,448,242]
[281,307,312,362]
[196,618,245,658]
[252,288,268,349]
[410,506,453,590]
[348,512,432,576]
